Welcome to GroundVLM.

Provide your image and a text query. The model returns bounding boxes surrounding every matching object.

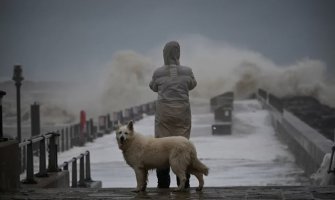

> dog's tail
[192,157,209,176]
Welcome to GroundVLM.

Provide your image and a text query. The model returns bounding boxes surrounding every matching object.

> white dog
[116,121,209,192]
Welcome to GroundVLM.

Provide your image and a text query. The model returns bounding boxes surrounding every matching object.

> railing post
[71,157,77,187]
[75,124,79,146]
[48,132,60,172]
[107,114,111,132]
[72,125,76,146]
[79,154,85,187]
[21,143,26,173]
[86,121,89,140]
[65,127,69,150]
[85,151,92,181]
[31,103,41,154]
[22,140,36,184]
[61,129,65,152]
[70,125,74,148]
[0,90,6,139]
[36,136,48,177]
[56,130,60,153]
[63,162,68,171]
[89,119,95,139]
[30,102,40,138]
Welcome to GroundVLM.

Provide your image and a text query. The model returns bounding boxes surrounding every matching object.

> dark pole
[31,102,40,137]
[0,90,6,139]
[47,132,60,172]
[12,65,24,143]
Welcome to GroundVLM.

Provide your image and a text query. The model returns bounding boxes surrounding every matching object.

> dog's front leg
[133,168,147,192]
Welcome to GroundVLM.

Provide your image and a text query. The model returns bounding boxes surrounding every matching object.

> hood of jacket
[163,41,180,65]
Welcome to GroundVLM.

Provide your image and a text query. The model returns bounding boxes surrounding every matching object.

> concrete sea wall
[257,92,334,185]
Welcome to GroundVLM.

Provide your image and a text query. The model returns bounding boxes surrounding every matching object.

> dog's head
[115,120,134,150]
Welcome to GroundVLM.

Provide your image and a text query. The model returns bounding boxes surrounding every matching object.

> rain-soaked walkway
[1,186,335,199]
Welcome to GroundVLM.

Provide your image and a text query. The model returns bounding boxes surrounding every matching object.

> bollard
[79,154,85,187]
[30,103,40,137]
[71,157,77,187]
[47,132,60,172]
[31,103,41,153]
[22,140,37,184]
[36,136,48,177]
[85,151,92,181]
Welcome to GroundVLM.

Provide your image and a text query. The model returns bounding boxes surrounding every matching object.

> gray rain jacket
[149,41,197,138]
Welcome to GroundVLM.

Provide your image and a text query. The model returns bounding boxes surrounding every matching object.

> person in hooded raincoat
[149,41,197,188]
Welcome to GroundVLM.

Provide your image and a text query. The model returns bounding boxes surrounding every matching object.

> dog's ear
[127,120,133,131]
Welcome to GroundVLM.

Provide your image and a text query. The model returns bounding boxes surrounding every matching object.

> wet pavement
[1,186,335,199]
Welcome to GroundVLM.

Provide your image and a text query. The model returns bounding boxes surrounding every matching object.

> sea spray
[98,36,335,114]
[99,50,156,113]
[29,37,334,122]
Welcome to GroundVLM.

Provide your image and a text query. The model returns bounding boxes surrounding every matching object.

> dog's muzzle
[120,136,125,144]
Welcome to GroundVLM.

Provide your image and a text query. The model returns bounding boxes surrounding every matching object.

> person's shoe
[157,184,170,189]
[184,180,190,189]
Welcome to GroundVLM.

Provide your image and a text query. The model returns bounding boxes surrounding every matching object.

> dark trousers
[156,168,190,188]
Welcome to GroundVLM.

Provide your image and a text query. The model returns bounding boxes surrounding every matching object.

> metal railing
[18,101,156,175]
[19,132,60,184]
[6,99,156,187]
[19,131,93,187]
[59,151,91,187]
[1,68,157,189]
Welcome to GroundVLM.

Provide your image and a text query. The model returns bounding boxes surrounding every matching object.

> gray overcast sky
[0,0,334,81]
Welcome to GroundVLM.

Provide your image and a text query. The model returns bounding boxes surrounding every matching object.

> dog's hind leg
[170,163,187,191]
[133,168,148,192]
[193,172,204,191]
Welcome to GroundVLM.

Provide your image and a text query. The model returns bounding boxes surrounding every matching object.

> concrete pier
[1,186,335,199]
